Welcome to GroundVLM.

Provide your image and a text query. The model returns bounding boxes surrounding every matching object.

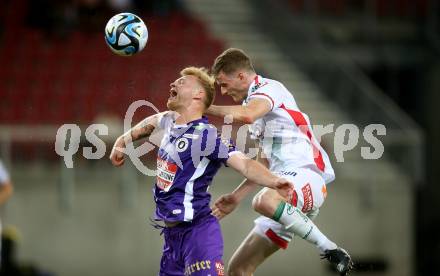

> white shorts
[253,167,327,249]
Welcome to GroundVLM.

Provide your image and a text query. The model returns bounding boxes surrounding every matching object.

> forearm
[227,152,277,188]
[230,178,259,203]
[207,105,254,124]
[241,158,278,188]
[129,123,155,142]
[118,114,160,144]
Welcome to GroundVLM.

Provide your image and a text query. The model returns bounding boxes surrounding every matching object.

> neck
[245,72,257,89]
[237,72,257,102]
[174,107,203,125]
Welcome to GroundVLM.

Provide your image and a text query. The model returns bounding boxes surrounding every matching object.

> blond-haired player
[110,67,293,276]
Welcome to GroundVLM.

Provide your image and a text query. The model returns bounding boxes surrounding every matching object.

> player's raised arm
[109,111,169,167]
[222,153,271,205]
[213,154,290,219]
[207,98,271,124]
[226,152,291,190]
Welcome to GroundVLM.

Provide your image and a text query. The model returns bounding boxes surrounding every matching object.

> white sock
[273,201,337,252]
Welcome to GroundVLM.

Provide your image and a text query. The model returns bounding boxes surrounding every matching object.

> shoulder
[247,77,286,110]
[161,111,178,122]
[191,123,219,141]
[158,111,178,129]
[249,77,287,100]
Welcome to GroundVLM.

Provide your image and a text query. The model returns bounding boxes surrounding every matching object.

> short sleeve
[247,82,282,110]
[157,112,175,130]
[207,136,239,164]
[0,160,10,184]
[195,126,239,164]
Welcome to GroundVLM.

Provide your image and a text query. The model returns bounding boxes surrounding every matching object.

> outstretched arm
[206,98,271,124]
[109,111,168,166]
[211,178,257,220]
[213,153,290,219]
[226,152,288,190]
[223,153,270,202]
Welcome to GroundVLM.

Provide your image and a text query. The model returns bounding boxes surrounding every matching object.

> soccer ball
[105,13,148,56]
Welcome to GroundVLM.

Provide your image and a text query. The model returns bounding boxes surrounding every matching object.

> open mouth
[169,89,178,99]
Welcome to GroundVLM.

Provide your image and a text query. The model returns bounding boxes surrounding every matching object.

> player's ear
[193,89,204,100]
[237,72,244,80]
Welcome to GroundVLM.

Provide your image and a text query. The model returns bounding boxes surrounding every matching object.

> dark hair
[211,48,255,76]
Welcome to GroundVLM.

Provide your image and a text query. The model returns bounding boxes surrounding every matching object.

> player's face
[216,71,248,103]
[167,75,200,111]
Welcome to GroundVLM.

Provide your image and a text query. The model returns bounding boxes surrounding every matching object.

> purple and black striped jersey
[153,113,238,222]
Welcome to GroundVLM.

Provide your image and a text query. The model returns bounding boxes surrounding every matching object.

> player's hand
[274,177,293,198]
[211,193,239,220]
[109,137,126,167]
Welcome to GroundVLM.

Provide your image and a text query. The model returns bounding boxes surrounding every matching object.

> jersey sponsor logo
[156,157,177,192]
[301,183,314,213]
[215,261,225,276]
[184,260,212,276]
[176,137,189,152]
[280,171,297,176]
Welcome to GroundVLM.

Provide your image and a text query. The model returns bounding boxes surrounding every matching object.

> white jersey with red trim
[244,75,335,184]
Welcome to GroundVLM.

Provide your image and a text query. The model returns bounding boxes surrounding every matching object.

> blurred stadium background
[0,0,439,275]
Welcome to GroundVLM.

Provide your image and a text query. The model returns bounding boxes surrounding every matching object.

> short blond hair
[211,48,255,76]
[180,67,215,109]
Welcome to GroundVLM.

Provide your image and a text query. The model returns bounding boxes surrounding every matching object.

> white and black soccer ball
[105,13,148,56]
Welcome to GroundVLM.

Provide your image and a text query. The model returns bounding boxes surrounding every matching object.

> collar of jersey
[244,75,263,102]
[172,116,209,128]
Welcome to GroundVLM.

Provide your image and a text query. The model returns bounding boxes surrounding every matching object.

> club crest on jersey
[175,137,189,152]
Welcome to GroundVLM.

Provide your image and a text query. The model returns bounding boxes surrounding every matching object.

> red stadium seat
[0,5,225,128]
